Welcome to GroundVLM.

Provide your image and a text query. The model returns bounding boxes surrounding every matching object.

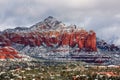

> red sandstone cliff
[0,29,97,52]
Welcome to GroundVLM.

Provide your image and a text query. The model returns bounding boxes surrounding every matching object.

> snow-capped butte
[0,16,119,64]
[0,16,97,52]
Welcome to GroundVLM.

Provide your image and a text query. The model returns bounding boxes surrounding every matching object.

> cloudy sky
[0,0,120,45]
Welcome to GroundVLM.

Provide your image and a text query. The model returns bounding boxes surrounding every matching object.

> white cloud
[114,38,120,46]
[0,0,120,45]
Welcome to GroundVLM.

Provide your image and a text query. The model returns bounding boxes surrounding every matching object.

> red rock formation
[69,32,76,47]
[0,35,11,46]
[1,29,97,52]
[0,46,21,59]
[85,30,97,51]
[61,32,71,46]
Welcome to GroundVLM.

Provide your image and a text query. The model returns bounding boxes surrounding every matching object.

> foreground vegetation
[0,60,120,80]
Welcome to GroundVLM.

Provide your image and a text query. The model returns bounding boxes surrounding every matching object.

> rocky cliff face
[0,16,119,63]
[1,29,97,52]
[0,16,97,55]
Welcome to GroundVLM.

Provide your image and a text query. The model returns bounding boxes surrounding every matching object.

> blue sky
[0,0,120,45]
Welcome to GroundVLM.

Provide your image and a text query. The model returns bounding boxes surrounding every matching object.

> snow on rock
[0,16,97,53]
[0,16,119,64]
